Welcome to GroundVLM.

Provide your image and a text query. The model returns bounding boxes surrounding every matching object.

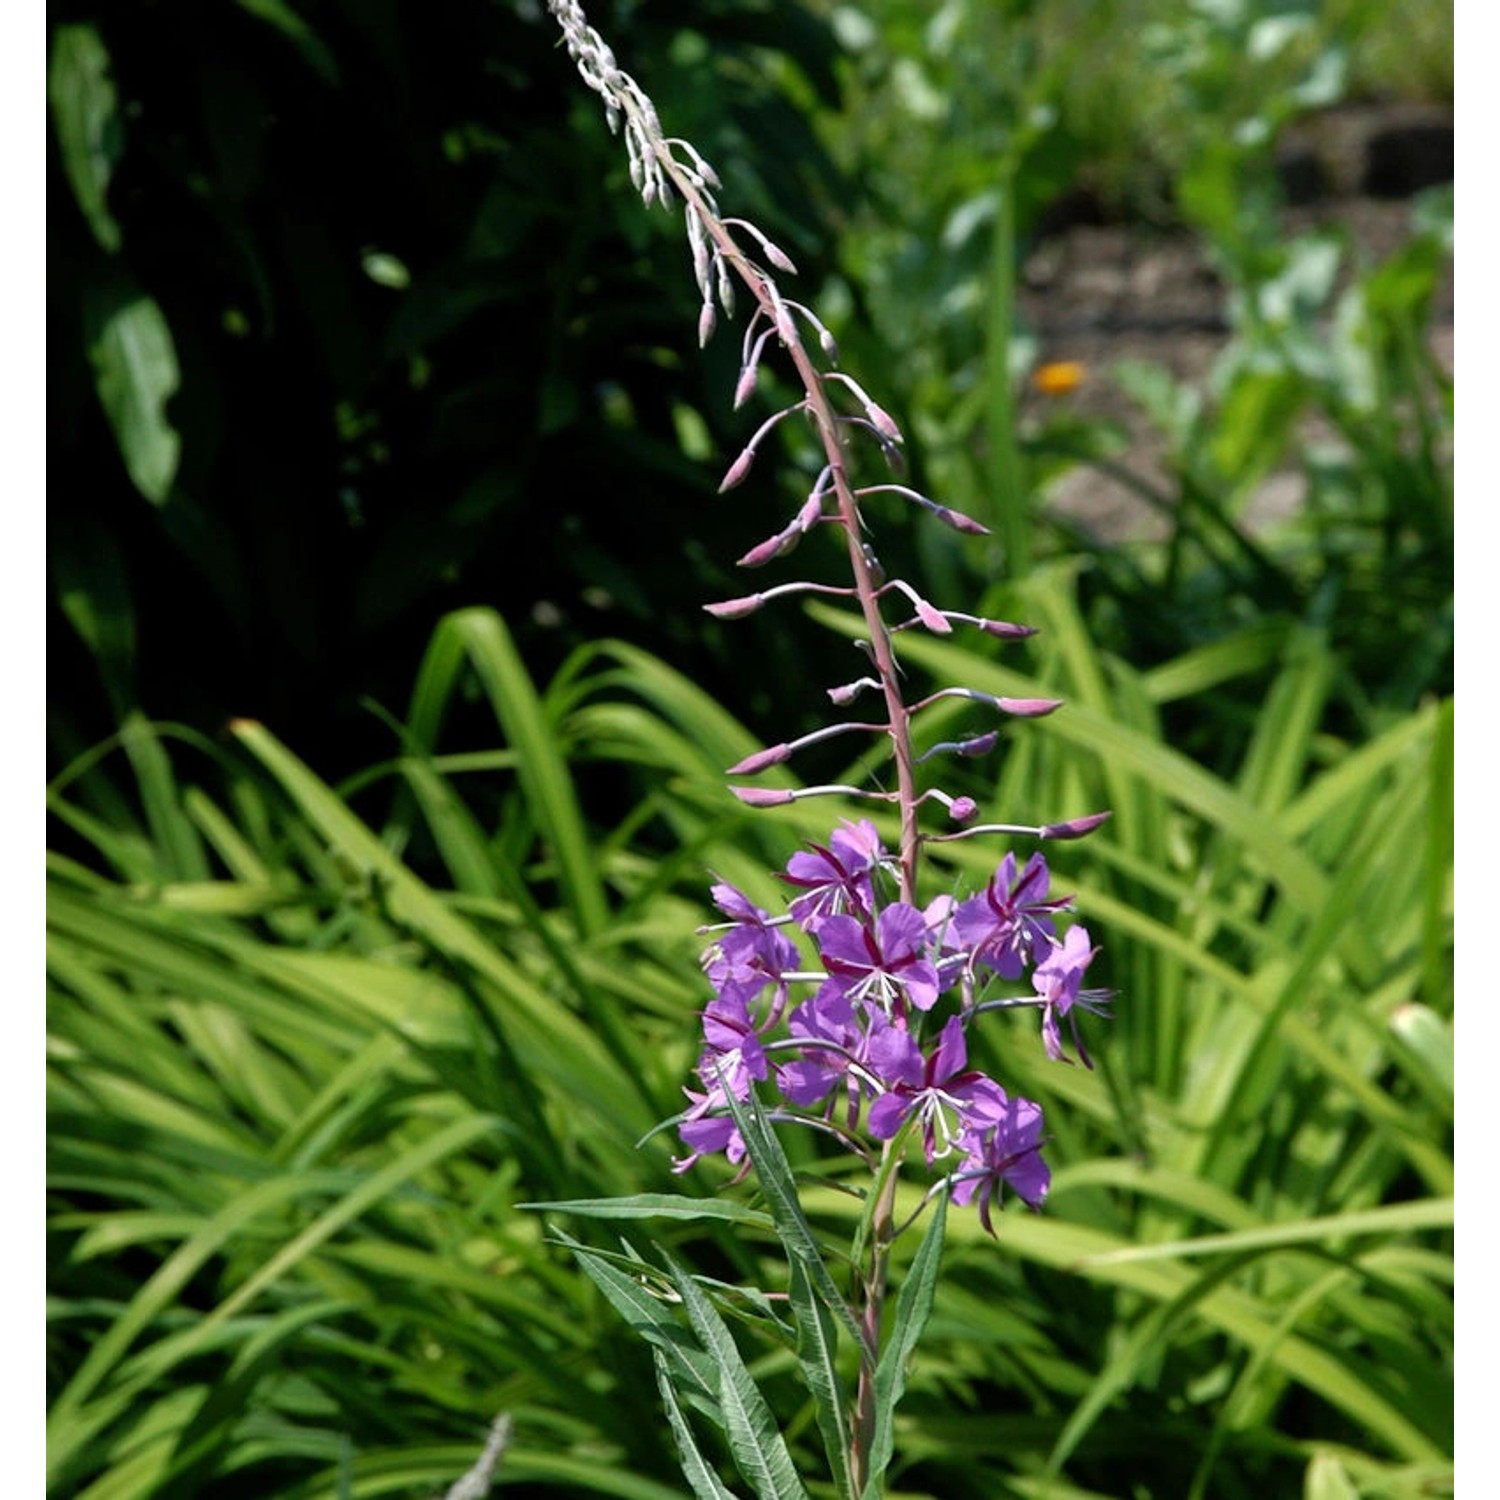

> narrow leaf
[521,1193,775,1230]
[667,1251,810,1500]
[654,1350,739,1500]
[861,1194,946,1498]
[721,1084,863,1348]
[787,1255,853,1500]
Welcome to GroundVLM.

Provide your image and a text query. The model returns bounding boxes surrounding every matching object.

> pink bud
[718,447,756,493]
[949,796,979,823]
[727,744,791,775]
[703,595,763,619]
[978,619,1038,640]
[866,402,903,443]
[827,682,863,706]
[763,242,798,275]
[933,505,990,536]
[737,530,797,568]
[915,599,952,634]
[1042,811,1112,840]
[698,302,716,347]
[730,786,797,807]
[997,697,1064,717]
[733,363,758,409]
[958,731,999,757]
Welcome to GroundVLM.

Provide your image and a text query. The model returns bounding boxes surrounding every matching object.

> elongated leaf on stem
[556,1232,720,1414]
[721,1083,863,1348]
[666,1250,811,1500]
[860,1193,946,1499]
[654,1349,739,1500]
[788,1255,854,1500]
[522,1193,774,1230]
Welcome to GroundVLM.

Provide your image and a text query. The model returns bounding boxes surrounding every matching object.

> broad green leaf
[558,1233,720,1413]
[232,0,340,83]
[1304,1452,1360,1500]
[84,279,181,505]
[49,24,122,252]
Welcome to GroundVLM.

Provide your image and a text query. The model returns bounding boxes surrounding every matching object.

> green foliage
[49,593,1451,1496]
[49,0,1450,1495]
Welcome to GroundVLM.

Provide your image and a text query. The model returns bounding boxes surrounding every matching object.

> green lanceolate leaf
[666,1251,811,1500]
[860,1193,946,1500]
[720,1083,864,1348]
[555,1232,720,1415]
[654,1351,739,1500]
[520,1193,775,1230]
[788,1255,854,1500]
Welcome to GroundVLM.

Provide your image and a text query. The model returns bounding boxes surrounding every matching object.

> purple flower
[953,852,1071,981]
[950,1094,1050,1231]
[782,819,886,931]
[699,993,769,1090]
[703,880,802,1024]
[1032,924,1109,1066]
[777,990,903,1130]
[816,902,941,1017]
[673,1089,747,1174]
[673,995,768,1174]
[866,1016,1008,1164]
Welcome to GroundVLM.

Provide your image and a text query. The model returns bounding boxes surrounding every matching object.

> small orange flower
[1032,360,1086,397]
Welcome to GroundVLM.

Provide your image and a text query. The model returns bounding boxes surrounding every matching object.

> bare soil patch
[1016,103,1453,545]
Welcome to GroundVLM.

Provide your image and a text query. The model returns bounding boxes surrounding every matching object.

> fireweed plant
[541,4,1115,1495]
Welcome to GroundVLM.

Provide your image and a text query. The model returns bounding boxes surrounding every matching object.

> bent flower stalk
[544,3,1115,1493]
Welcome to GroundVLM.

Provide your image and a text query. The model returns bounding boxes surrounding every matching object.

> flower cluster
[676,821,1112,1231]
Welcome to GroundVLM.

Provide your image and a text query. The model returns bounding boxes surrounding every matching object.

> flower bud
[915,599,952,634]
[737,530,798,568]
[763,241,798,275]
[698,301,716,348]
[703,595,763,620]
[718,447,756,493]
[1042,811,1112,840]
[733,363,758,410]
[997,697,1064,717]
[958,731,999,757]
[932,504,990,536]
[730,786,797,807]
[949,796,979,823]
[727,744,791,775]
[866,402,903,444]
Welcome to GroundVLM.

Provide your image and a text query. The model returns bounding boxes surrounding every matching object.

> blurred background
[48,1,1453,1496]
